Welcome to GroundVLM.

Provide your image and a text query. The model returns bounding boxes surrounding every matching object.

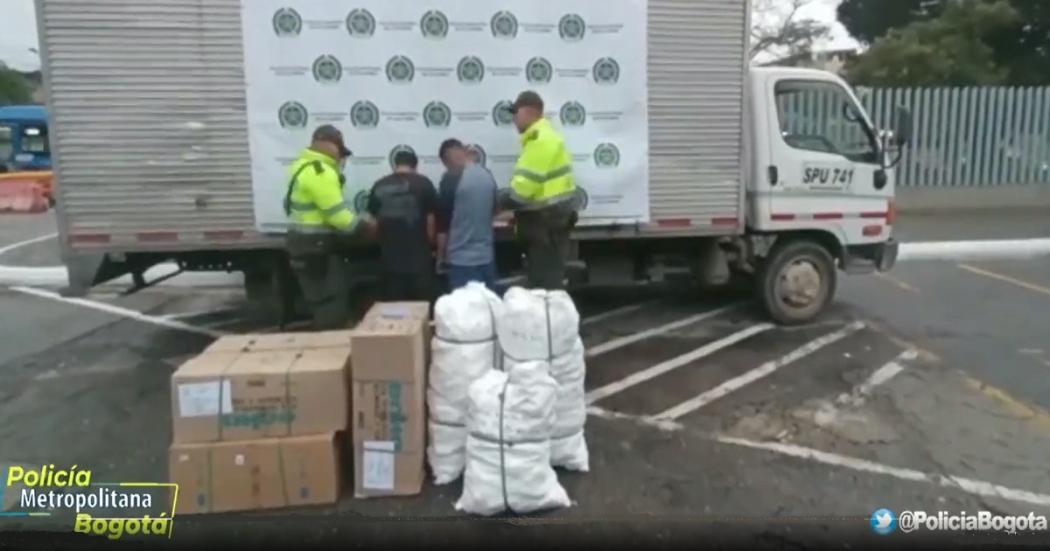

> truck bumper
[875,239,899,272]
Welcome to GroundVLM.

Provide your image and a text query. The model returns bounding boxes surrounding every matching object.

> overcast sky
[0,0,858,71]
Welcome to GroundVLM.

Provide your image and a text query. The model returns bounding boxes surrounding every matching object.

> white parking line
[581,300,658,327]
[585,323,774,405]
[0,232,57,258]
[715,434,1050,508]
[161,307,242,320]
[10,286,227,338]
[654,321,865,420]
[838,349,918,405]
[585,303,741,358]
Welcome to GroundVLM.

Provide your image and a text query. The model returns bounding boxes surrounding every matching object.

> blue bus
[0,105,51,172]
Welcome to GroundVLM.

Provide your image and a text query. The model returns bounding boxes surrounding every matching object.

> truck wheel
[757,239,836,325]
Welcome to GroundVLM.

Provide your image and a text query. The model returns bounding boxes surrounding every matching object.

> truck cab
[739,67,910,323]
[0,105,52,173]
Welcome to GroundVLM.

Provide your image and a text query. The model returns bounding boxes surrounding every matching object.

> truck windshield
[774,80,880,165]
[21,125,50,154]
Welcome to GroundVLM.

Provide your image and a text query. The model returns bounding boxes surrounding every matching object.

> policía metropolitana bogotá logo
[490,11,518,39]
[350,100,379,129]
[526,57,553,85]
[423,101,452,128]
[467,144,487,167]
[346,8,376,37]
[457,56,485,84]
[353,191,370,213]
[594,143,621,168]
[386,55,415,84]
[575,186,590,211]
[272,7,302,37]
[492,100,514,127]
[560,101,586,127]
[420,10,449,39]
[312,55,342,84]
[593,57,621,85]
[558,14,586,41]
[278,101,308,129]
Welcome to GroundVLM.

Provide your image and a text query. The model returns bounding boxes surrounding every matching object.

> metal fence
[776,85,1050,188]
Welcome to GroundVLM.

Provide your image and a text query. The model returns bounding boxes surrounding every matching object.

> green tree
[0,67,33,105]
[837,0,942,44]
[846,0,1019,86]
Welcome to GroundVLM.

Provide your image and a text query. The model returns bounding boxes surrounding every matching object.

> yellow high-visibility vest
[283,148,359,234]
[508,118,576,210]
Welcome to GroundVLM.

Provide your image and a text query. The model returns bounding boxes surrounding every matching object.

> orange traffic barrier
[0,178,49,213]
[0,171,54,204]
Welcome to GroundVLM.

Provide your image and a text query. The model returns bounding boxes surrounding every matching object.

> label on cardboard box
[177,381,233,417]
[362,441,395,490]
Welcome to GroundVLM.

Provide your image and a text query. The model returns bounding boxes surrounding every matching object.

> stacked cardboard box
[168,331,353,514]
[349,302,431,498]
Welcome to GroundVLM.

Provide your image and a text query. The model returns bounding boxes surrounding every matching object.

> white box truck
[35,0,909,324]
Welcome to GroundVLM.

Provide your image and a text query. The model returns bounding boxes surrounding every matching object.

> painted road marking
[836,349,918,406]
[586,303,741,358]
[899,238,1050,262]
[586,405,683,432]
[959,264,1050,298]
[715,435,1050,508]
[0,232,57,258]
[963,376,1050,432]
[581,300,658,327]
[10,286,227,338]
[161,307,242,320]
[653,321,866,421]
[585,323,774,405]
[873,272,919,294]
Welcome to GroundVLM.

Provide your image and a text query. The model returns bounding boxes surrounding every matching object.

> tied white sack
[427,282,504,486]
[549,338,589,471]
[455,361,571,516]
[497,287,580,362]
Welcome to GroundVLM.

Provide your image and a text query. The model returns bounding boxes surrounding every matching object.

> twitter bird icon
[870,508,897,535]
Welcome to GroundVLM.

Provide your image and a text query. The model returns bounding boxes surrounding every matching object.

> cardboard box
[205,331,353,354]
[171,333,352,443]
[169,433,341,515]
[349,302,430,497]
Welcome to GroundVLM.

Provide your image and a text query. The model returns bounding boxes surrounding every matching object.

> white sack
[455,363,571,515]
[551,431,590,473]
[550,337,585,384]
[549,337,589,471]
[497,287,580,361]
[427,421,468,486]
[427,282,504,485]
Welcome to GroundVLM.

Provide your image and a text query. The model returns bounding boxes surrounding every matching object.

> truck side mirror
[893,106,913,147]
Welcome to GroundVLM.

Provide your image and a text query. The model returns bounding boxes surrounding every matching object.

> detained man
[435,139,501,293]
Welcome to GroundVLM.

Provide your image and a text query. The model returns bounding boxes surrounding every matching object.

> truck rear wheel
[757,239,836,325]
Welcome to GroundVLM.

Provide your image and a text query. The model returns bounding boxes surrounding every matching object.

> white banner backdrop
[241,0,650,233]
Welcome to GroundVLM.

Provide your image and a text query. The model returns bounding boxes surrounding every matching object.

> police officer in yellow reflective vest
[284,125,375,329]
[500,91,580,290]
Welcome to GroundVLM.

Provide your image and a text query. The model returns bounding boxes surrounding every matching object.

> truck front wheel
[757,239,837,325]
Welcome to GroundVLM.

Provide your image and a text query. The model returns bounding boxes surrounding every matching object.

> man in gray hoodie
[435,138,501,292]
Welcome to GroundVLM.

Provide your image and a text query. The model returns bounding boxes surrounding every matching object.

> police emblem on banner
[389,144,416,169]
[467,144,487,167]
[346,9,376,37]
[558,14,586,41]
[272,8,302,37]
[560,101,586,127]
[386,56,415,83]
[277,101,308,129]
[420,10,449,39]
[350,101,379,129]
[353,191,370,213]
[457,56,485,84]
[526,57,553,84]
[490,11,518,39]
[594,143,620,167]
[575,187,590,211]
[492,100,514,127]
[423,101,452,128]
[312,55,342,84]
[593,57,620,85]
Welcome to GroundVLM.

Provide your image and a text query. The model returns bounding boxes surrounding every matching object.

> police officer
[283,124,374,329]
[501,91,579,290]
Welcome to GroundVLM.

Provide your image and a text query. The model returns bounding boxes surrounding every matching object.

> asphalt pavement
[1,210,1050,547]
